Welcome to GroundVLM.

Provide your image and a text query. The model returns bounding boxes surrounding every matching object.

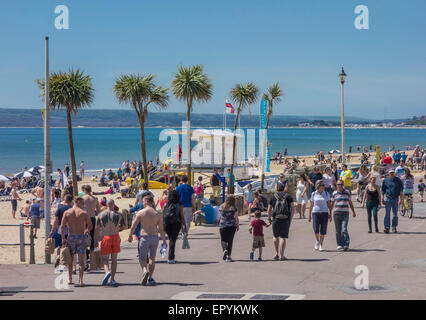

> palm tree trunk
[260,114,271,192]
[139,116,149,188]
[66,110,78,196]
[229,106,241,194]
[186,102,192,184]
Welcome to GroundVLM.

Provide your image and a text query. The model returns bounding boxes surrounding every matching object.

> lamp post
[44,36,52,264]
[339,67,347,164]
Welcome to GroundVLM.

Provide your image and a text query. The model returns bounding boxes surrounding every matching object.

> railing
[0,223,35,264]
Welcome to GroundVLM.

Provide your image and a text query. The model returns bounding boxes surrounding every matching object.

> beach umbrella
[329,149,341,154]
[14,171,34,179]
[0,175,11,182]
[28,165,44,173]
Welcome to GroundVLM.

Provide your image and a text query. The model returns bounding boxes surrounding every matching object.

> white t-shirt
[372,172,381,187]
[322,174,334,188]
[311,191,330,213]
[395,165,407,178]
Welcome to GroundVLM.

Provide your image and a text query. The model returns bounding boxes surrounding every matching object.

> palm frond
[36,68,94,114]
[230,82,259,116]
[171,64,213,110]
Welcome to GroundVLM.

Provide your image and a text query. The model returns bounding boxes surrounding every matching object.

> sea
[0,127,425,175]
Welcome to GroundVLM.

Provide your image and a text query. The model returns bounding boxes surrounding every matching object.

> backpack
[163,203,179,225]
[272,193,291,220]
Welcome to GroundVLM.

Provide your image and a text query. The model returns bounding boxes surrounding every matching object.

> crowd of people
[2,143,425,288]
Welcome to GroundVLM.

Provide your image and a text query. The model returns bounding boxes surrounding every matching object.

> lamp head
[339,67,347,84]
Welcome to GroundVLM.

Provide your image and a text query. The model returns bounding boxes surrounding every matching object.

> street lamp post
[339,67,347,164]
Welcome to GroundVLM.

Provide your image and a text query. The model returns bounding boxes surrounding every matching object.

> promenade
[1,200,426,300]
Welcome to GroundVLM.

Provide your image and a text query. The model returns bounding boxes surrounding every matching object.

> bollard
[30,225,35,264]
[19,224,25,262]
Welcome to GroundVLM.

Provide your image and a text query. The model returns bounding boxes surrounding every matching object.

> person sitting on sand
[20,200,31,218]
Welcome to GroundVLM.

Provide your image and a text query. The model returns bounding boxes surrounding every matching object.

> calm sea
[0,127,425,174]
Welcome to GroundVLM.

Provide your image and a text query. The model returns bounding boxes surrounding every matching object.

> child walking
[418,179,424,202]
[249,210,271,261]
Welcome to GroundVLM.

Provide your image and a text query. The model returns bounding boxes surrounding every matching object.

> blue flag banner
[260,99,270,173]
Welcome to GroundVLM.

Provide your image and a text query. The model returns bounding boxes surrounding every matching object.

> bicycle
[400,194,414,219]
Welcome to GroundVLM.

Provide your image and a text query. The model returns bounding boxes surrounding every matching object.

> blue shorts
[67,234,87,255]
[312,212,329,235]
[52,231,65,248]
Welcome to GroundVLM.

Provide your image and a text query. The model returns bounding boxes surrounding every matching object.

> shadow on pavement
[188,237,220,240]
[347,248,386,252]
[156,261,219,265]
[232,258,329,263]
[116,282,203,287]
[394,231,426,235]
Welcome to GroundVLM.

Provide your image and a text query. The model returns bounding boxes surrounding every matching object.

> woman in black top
[361,177,382,233]
[163,190,187,264]
[218,195,239,262]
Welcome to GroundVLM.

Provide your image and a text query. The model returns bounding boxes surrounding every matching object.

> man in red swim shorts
[95,199,126,286]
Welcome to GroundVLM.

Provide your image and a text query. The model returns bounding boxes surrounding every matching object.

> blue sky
[0,0,425,119]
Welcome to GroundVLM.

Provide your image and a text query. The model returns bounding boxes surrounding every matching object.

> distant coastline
[0,126,425,129]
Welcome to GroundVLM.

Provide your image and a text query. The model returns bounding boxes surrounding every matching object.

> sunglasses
[337,184,343,186]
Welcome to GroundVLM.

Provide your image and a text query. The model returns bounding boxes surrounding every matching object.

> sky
[0,0,425,119]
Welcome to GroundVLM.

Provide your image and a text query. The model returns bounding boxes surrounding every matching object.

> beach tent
[329,149,341,154]
[0,175,11,182]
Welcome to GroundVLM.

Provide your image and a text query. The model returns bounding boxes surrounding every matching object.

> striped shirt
[331,190,351,215]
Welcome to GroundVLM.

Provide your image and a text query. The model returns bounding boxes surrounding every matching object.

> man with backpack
[267,182,295,261]
[163,190,187,264]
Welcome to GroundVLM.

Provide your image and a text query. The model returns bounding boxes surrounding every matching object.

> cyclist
[401,168,414,216]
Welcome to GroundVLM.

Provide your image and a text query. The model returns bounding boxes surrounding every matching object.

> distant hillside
[406,115,426,125]
[0,108,372,127]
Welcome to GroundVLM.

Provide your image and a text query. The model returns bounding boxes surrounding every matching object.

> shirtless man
[128,195,167,286]
[20,200,31,218]
[61,197,93,287]
[11,182,22,219]
[31,184,44,211]
[82,185,101,267]
[95,199,126,286]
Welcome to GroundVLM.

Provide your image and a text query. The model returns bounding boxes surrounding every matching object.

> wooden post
[19,224,25,262]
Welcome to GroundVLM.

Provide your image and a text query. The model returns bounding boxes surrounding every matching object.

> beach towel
[60,247,71,266]
[182,232,190,249]
[90,249,103,270]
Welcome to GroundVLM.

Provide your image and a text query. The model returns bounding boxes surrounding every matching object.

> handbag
[59,246,71,266]
[90,249,103,270]
[45,238,55,254]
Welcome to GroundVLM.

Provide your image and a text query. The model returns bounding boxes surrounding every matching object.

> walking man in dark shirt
[382,169,404,233]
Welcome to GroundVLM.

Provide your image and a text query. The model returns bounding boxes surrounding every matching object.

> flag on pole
[225,99,235,114]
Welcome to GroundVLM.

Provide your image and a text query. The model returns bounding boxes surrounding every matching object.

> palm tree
[229,82,259,193]
[261,83,284,191]
[172,65,213,183]
[113,74,169,185]
[36,69,94,196]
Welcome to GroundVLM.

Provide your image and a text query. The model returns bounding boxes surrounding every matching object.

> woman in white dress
[296,174,309,219]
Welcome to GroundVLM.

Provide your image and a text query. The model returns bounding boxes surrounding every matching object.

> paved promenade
[1,200,426,300]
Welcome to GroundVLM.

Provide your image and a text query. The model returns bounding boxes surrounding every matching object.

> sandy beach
[0,150,422,265]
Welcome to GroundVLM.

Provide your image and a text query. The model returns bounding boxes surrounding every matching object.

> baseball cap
[389,169,395,173]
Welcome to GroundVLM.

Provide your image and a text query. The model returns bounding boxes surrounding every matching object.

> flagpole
[224,98,227,130]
